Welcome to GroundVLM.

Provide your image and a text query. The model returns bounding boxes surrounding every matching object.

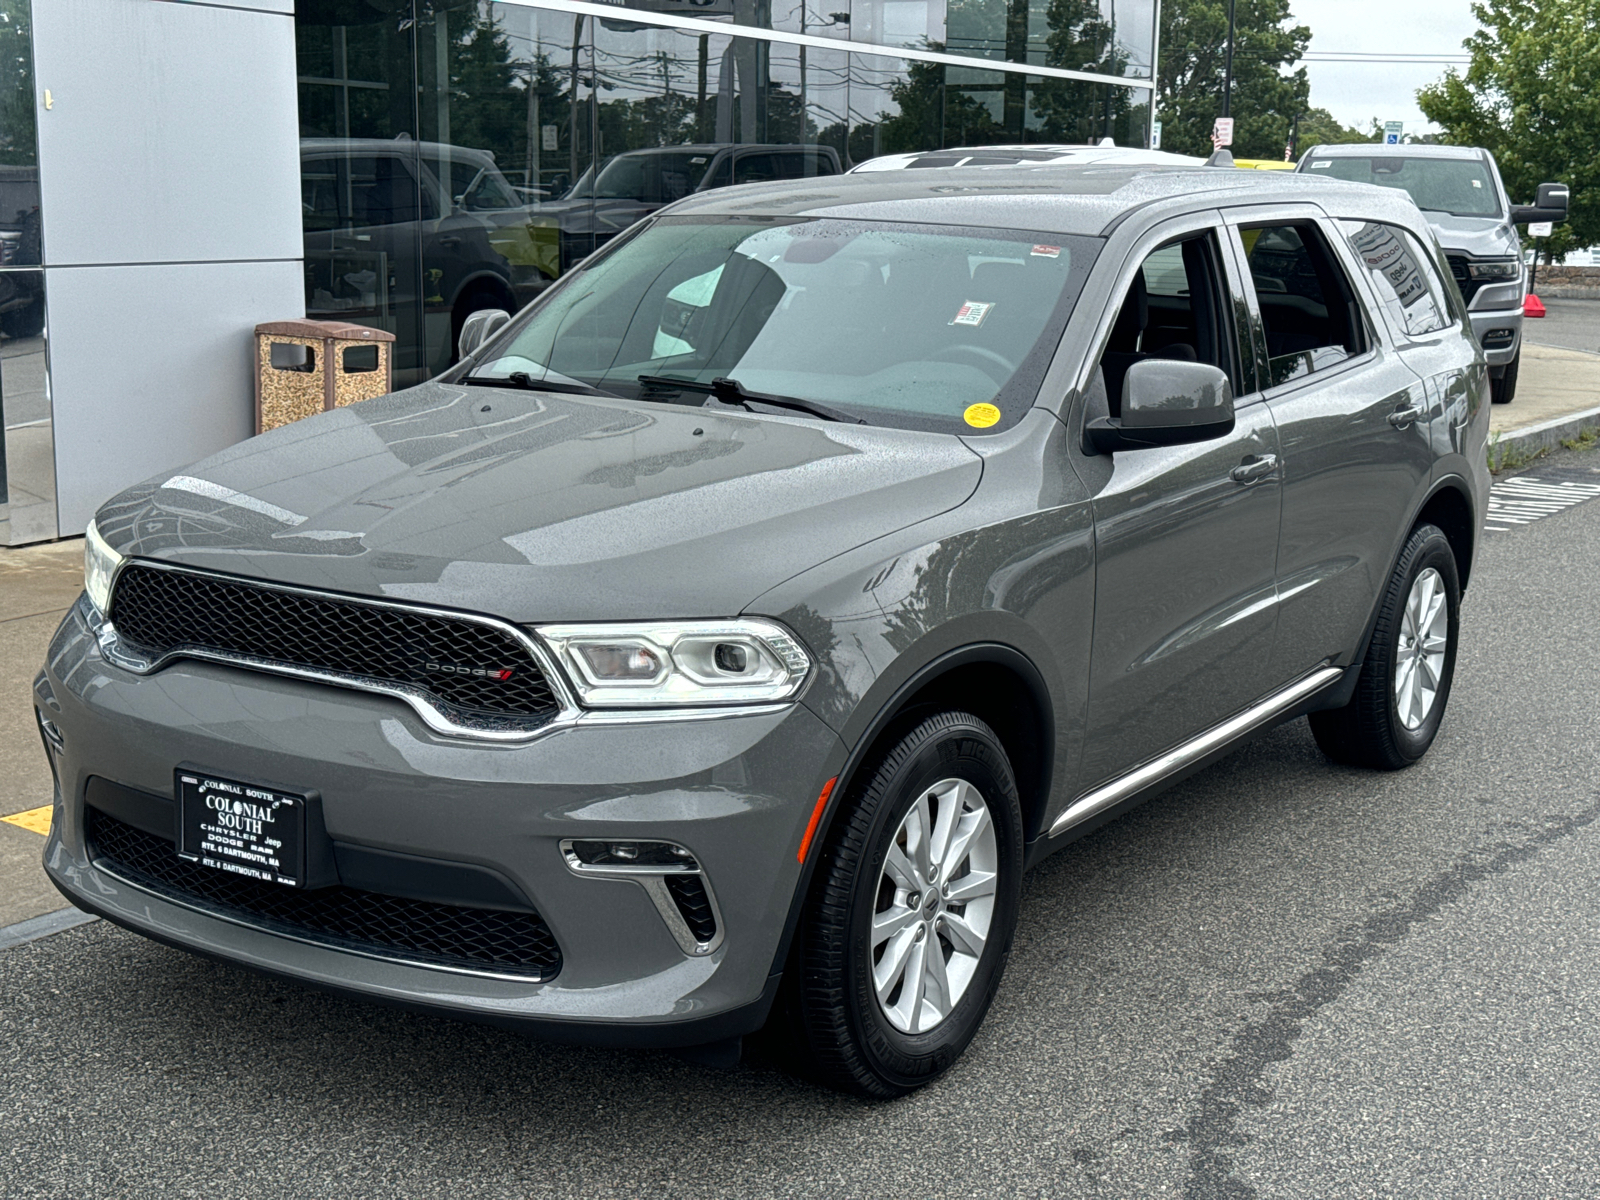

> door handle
[437,235,463,249]
[1230,454,1278,484]
[1387,403,1426,428]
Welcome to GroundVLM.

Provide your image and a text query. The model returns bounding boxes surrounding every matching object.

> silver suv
[1297,143,1569,405]
[38,165,1488,1097]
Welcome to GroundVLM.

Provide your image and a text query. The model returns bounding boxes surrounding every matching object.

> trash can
[254,320,396,435]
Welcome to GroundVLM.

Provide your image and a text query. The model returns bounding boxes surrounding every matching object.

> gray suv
[1297,143,1569,405]
[37,166,1488,1097]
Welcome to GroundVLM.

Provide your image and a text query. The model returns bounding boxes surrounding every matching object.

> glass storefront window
[294,0,1154,388]
[1,0,55,543]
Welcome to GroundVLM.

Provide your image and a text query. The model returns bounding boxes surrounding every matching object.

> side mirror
[457,308,511,362]
[1086,359,1235,454]
[1510,181,1569,225]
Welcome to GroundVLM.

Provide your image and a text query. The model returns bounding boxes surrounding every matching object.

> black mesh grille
[109,565,559,726]
[665,874,718,945]
[86,807,562,979]
[1446,254,1484,306]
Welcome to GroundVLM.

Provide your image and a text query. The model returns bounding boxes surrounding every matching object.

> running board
[1047,666,1344,839]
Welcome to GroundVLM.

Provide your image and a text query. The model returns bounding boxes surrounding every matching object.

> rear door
[1073,213,1283,790]
[1223,207,1437,682]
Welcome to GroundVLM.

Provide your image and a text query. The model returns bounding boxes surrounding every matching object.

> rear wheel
[1309,523,1460,769]
[793,712,1023,1097]
[1491,351,1520,404]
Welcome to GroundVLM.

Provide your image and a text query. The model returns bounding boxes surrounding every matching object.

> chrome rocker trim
[1048,665,1345,838]
[88,561,791,743]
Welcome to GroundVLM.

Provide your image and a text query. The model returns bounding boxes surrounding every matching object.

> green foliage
[1417,0,1600,248]
[1157,0,1311,158]
[1295,106,1374,155]
[0,0,38,169]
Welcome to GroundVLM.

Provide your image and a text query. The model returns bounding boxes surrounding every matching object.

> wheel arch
[768,643,1056,978]
[1413,477,1477,592]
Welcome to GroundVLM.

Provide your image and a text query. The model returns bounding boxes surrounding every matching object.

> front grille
[1446,254,1484,306]
[86,807,562,979]
[109,564,561,727]
[664,873,718,945]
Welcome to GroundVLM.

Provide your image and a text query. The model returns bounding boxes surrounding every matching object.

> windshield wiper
[636,374,864,424]
[465,371,619,398]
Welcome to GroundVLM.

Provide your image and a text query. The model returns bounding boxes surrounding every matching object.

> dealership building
[0,0,1157,545]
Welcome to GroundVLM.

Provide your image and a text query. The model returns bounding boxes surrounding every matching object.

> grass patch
[1487,431,1549,475]
[1559,426,1600,453]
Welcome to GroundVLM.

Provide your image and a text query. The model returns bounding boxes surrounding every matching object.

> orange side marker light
[797,776,838,864]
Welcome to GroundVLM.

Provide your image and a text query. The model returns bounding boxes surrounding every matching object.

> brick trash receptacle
[255,320,396,434]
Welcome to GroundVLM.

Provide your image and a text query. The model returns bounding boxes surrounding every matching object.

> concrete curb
[1492,402,1600,460]
[0,906,97,950]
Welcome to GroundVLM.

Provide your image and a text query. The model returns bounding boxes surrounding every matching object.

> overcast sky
[1288,0,1480,133]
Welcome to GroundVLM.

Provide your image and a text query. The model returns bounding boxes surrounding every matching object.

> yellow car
[1233,157,1296,170]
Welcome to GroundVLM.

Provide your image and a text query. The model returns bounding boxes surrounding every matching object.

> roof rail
[1205,149,1236,168]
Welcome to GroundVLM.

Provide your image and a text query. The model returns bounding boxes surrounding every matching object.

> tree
[1157,0,1311,159]
[0,0,37,170]
[1294,106,1372,154]
[1417,0,1600,252]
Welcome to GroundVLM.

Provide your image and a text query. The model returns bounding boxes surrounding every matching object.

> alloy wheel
[870,778,999,1035]
[1394,566,1449,730]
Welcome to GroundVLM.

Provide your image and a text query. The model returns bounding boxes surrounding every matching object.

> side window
[1240,222,1366,386]
[1098,231,1240,416]
[1341,220,1455,338]
[706,155,733,189]
[733,153,777,184]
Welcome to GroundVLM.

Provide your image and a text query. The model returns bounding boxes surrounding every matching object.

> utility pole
[1221,0,1236,118]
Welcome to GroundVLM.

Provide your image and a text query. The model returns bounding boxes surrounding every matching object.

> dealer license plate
[177,770,306,887]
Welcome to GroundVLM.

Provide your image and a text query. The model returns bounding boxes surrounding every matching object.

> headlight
[1468,259,1520,280]
[536,619,810,707]
[83,518,124,615]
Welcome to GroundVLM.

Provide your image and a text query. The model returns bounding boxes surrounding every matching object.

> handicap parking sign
[1384,121,1403,145]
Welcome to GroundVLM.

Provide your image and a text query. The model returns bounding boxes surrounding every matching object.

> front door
[1073,219,1284,791]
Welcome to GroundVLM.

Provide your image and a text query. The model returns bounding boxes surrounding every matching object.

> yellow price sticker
[963,403,1002,429]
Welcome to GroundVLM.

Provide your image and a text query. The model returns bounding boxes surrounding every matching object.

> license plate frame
[176,768,308,888]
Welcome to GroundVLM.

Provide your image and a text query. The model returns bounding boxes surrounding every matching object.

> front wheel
[1491,351,1520,405]
[795,712,1024,1097]
[1309,523,1460,769]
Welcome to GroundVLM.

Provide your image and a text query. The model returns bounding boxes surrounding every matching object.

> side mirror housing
[1511,181,1569,225]
[457,308,511,362]
[1086,359,1235,454]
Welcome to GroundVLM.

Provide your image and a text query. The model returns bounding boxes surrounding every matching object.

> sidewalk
[0,538,82,925]
[1491,340,1600,459]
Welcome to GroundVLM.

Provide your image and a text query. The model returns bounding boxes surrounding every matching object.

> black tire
[1309,523,1460,770]
[792,711,1024,1097]
[1491,351,1519,405]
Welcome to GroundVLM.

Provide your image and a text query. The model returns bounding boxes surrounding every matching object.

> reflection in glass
[293,0,1154,389]
[471,216,1096,434]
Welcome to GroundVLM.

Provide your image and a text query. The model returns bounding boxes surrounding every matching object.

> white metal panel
[47,260,307,534]
[30,0,301,266]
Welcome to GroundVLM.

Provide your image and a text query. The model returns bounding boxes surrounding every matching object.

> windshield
[565,152,717,203]
[469,216,1097,433]
[1308,156,1502,218]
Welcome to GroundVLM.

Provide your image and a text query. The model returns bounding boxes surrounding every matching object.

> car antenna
[1205,149,1236,168]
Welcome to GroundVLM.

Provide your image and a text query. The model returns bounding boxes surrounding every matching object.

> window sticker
[1471,178,1482,188]
[1310,160,1331,169]
[951,300,994,327]
[1031,244,1061,258]
[963,402,1002,428]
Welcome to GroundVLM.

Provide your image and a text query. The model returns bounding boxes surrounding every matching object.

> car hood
[1421,213,1519,258]
[95,382,983,622]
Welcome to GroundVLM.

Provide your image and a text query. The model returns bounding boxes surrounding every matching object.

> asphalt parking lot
[4,447,1600,1199]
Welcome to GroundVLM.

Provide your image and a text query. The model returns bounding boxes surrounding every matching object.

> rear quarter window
[1341,221,1456,338]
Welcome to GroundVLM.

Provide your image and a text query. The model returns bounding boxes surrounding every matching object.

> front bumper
[1468,306,1522,368]
[36,597,843,1046]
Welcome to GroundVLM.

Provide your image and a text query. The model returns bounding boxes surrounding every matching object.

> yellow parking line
[1,805,52,836]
